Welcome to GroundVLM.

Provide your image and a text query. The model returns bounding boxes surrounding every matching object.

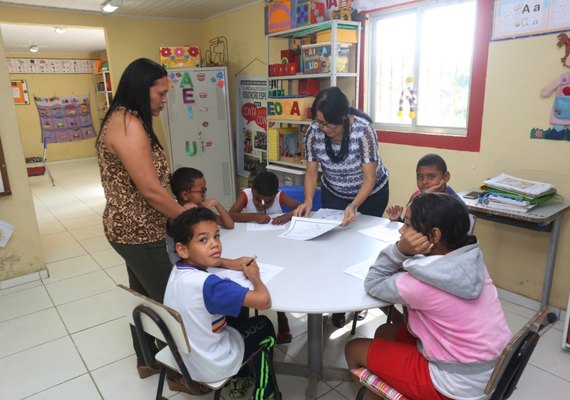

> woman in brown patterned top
[96,58,192,381]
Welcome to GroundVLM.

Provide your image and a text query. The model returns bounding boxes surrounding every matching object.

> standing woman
[294,87,389,328]
[294,86,389,225]
[96,58,189,379]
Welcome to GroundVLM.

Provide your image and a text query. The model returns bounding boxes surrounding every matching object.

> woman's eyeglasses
[314,120,339,129]
[186,187,207,194]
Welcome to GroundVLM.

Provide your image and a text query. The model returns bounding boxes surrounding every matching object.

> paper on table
[279,216,341,240]
[343,255,382,280]
[359,220,402,243]
[0,219,14,248]
[245,214,288,231]
[209,262,284,290]
[311,208,361,221]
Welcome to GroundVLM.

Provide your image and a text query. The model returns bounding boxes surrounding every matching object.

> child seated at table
[345,193,511,400]
[386,153,462,222]
[167,167,234,264]
[164,207,279,399]
[229,171,300,344]
[229,171,300,225]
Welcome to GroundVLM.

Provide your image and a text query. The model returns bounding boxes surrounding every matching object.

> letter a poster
[236,75,268,177]
[492,0,570,41]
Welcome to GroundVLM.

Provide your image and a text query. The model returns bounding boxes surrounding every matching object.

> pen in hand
[261,199,266,214]
[246,255,257,266]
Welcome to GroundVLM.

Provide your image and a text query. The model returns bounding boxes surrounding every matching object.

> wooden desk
[220,215,393,399]
[459,191,570,311]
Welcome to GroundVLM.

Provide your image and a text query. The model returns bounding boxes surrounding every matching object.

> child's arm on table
[201,197,234,229]
[272,192,301,225]
[228,192,271,224]
[241,259,271,310]
[218,256,250,271]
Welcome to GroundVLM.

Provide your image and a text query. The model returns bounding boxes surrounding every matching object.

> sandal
[229,376,254,398]
[276,331,292,344]
[167,376,211,395]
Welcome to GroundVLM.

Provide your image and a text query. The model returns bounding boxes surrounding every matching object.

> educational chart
[236,75,268,177]
[6,58,94,74]
[492,0,570,40]
[34,95,96,143]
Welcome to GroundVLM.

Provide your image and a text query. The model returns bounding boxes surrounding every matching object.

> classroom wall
[1,3,568,310]
[0,5,203,162]
[8,52,102,161]
[0,31,45,282]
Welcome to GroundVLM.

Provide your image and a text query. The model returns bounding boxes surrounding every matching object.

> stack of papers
[481,174,557,213]
[484,173,556,199]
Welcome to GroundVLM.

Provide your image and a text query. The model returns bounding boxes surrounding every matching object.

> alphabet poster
[34,95,96,143]
[493,0,570,40]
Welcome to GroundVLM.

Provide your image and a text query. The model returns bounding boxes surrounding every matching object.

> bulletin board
[0,137,12,196]
[492,0,570,41]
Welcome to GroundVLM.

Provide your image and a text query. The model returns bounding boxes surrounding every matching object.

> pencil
[261,199,266,214]
[246,255,257,266]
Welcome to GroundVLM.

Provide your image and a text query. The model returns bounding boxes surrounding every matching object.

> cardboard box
[301,43,353,74]
[316,28,358,44]
[266,0,295,33]
[295,1,326,26]
[267,96,314,120]
[26,162,45,177]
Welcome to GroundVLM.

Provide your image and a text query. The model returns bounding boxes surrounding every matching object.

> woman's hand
[341,204,357,226]
[397,228,433,256]
[386,204,403,221]
[293,203,312,217]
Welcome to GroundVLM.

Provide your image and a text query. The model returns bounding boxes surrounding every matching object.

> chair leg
[356,386,367,400]
[214,388,222,400]
[156,368,168,400]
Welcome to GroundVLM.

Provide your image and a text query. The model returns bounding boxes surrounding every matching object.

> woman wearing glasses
[294,87,390,328]
[294,86,389,226]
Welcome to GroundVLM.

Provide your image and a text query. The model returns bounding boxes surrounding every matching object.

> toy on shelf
[296,1,326,26]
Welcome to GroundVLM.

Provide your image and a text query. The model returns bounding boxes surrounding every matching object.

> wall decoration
[34,95,96,143]
[160,46,200,69]
[11,80,29,105]
[492,0,570,41]
[6,58,95,74]
[534,31,570,141]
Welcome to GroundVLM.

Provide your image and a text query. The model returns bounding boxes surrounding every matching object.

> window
[365,0,491,151]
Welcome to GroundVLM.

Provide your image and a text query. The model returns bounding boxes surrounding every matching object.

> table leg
[541,216,561,310]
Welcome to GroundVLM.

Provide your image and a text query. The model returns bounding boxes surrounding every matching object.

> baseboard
[497,287,566,323]
[0,268,49,290]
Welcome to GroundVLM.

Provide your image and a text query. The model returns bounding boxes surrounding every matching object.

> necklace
[325,119,349,163]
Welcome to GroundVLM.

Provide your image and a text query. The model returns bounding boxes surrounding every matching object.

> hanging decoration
[533,32,570,141]
[34,94,96,143]
[397,75,416,119]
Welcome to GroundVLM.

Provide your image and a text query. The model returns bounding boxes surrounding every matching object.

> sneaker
[331,313,346,328]
[229,376,254,398]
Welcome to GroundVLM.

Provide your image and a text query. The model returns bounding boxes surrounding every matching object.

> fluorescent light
[55,27,66,34]
[29,45,39,53]
[102,0,122,13]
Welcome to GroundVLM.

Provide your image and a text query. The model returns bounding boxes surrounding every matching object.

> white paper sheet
[358,220,402,243]
[209,262,284,290]
[343,254,383,281]
[278,216,341,240]
[311,208,361,221]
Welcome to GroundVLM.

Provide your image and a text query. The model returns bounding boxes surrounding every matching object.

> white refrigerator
[164,67,235,208]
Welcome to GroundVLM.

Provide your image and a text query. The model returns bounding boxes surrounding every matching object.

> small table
[459,191,570,312]
[221,215,393,399]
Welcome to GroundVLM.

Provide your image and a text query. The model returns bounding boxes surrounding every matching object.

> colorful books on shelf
[480,174,557,213]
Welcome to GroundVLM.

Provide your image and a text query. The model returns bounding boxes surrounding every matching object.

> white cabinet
[164,67,236,208]
[265,20,361,178]
[94,69,112,119]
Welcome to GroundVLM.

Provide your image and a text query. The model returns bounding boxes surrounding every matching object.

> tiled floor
[1,158,569,399]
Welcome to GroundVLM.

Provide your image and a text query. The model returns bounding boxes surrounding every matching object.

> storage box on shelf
[265,20,361,169]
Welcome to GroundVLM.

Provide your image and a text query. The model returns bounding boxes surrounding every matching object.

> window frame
[362,0,491,152]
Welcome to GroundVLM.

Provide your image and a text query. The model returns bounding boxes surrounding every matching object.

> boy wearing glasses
[167,167,234,264]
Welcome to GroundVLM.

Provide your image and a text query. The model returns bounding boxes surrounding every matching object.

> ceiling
[0,0,260,54]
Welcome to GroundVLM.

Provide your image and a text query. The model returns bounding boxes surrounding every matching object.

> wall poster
[11,80,29,105]
[492,0,570,41]
[236,75,268,178]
